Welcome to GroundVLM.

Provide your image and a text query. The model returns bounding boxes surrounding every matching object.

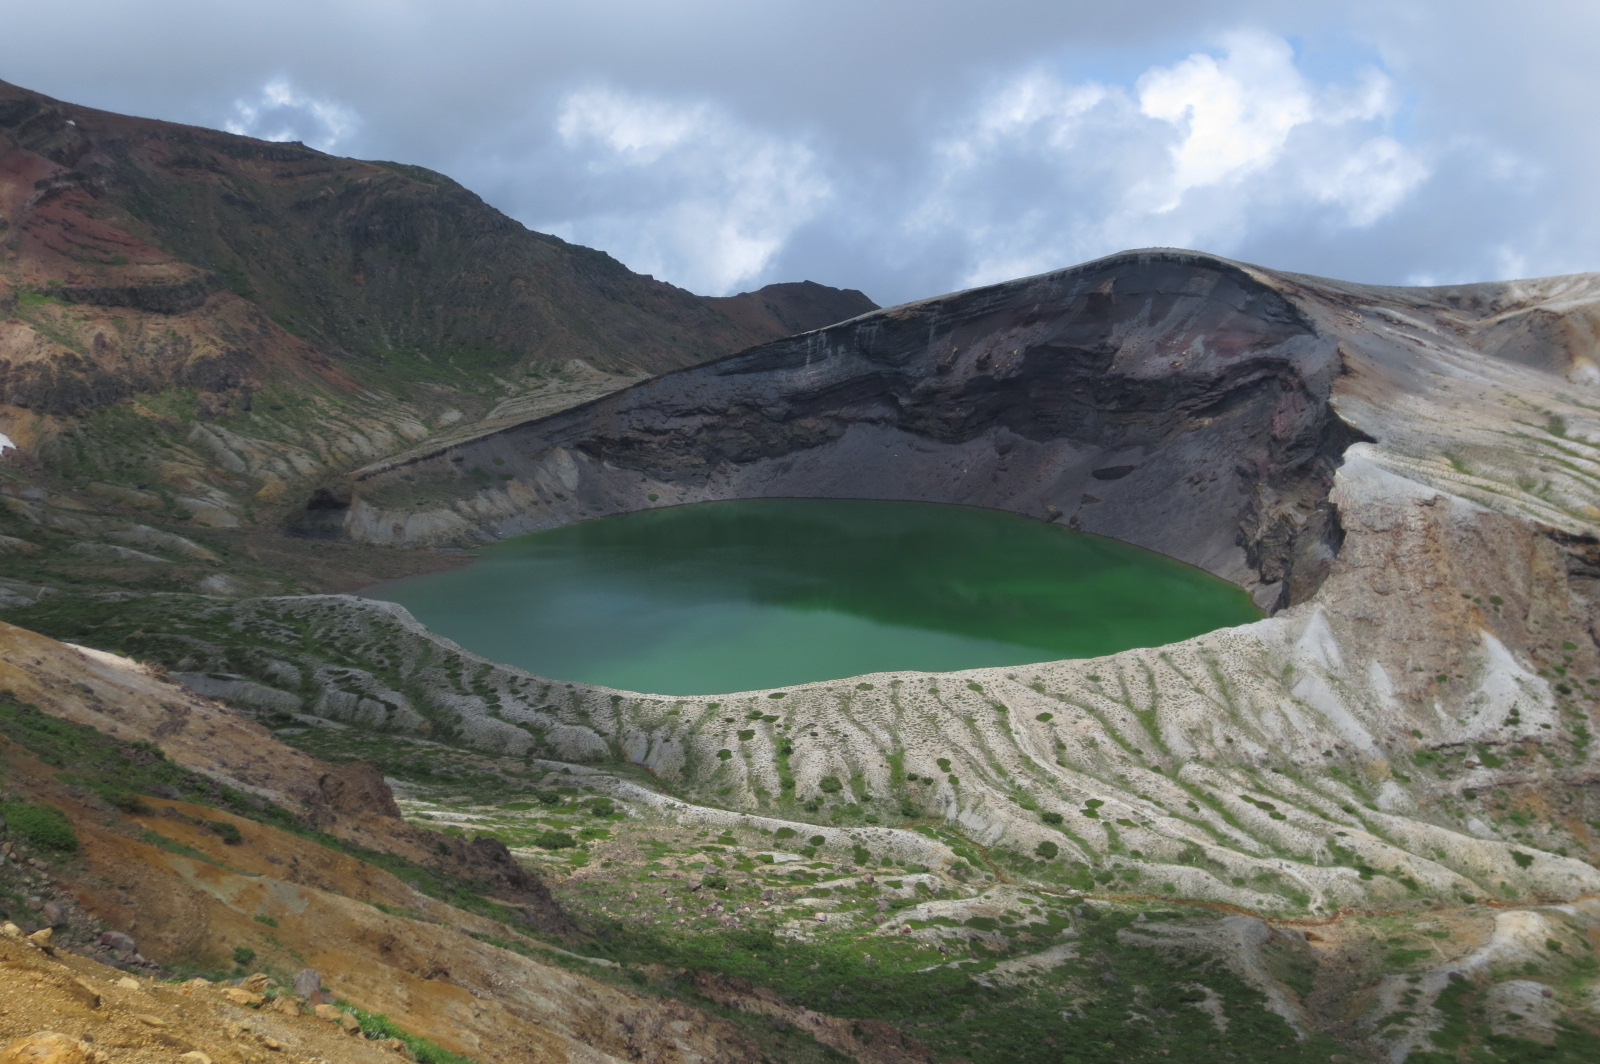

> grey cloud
[3,1,1596,303]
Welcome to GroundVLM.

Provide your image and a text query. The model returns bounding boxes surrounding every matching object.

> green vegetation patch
[343,1005,479,1064]
[577,905,1341,1064]
[0,798,78,852]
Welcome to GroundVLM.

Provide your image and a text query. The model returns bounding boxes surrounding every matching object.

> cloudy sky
[4,1,1596,305]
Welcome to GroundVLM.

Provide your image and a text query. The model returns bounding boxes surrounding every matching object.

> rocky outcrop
[706,280,878,340]
[55,273,214,315]
[325,250,1364,608]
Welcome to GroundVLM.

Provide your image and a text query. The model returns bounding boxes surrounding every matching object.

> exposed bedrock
[312,249,1378,609]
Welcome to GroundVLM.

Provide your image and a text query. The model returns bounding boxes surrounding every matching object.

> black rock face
[338,250,1372,609]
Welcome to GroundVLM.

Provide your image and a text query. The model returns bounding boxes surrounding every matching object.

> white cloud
[1135,31,1313,209]
[1305,135,1429,227]
[6,2,1600,303]
[541,87,832,295]
[224,79,360,153]
[913,31,1431,289]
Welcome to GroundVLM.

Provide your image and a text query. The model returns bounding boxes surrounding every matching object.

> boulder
[0,1033,96,1064]
[97,931,136,954]
[292,967,322,1004]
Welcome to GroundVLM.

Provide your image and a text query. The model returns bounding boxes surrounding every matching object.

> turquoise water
[363,498,1260,695]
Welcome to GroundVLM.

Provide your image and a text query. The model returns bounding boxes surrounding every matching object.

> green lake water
[362,498,1261,695]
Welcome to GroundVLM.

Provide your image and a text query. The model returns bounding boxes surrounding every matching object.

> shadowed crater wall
[303,250,1371,610]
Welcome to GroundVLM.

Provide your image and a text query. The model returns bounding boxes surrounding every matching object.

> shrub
[108,792,151,814]
[1041,811,1063,825]
[0,800,78,852]
[1035,841,1059,859]
[533,830,576,850]
[207,820,244,845]
[345,1006,477,1064]
[818,776,843,793]
[232,946,256,967]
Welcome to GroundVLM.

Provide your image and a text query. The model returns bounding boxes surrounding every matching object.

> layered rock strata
[314,251,1380,609]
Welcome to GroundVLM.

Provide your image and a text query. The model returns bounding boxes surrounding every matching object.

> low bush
[0,800,78,852]
[207,820,245,845]
[533,830,576,850]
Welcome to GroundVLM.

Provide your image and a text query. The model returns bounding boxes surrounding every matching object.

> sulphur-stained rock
[0,922,21,938]
[221,987,264,1008]
[267,995,302,1017]
[338,1013,362,1036]
[177,1054,213,1064]
[312,1004,342,1023]
[25,928,51,951]
[239,973,270,994]
[0,1032,94,1064]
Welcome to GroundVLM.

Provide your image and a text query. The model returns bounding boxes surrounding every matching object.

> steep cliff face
[322,251,1359,608]
[320,252,1600,621]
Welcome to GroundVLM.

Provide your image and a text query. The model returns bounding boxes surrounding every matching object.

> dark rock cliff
[327,250,1371,609]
